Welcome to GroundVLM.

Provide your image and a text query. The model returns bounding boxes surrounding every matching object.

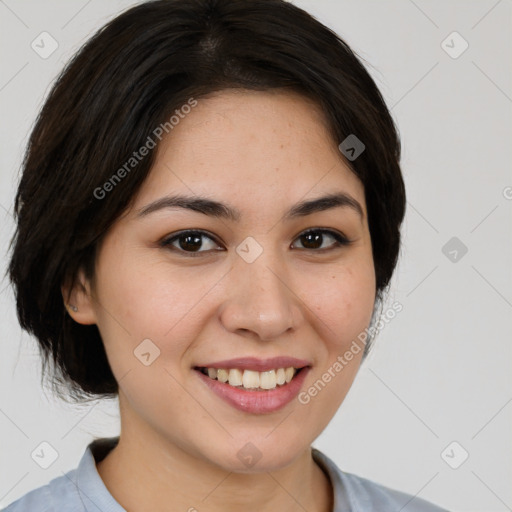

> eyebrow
[136,192,364,222]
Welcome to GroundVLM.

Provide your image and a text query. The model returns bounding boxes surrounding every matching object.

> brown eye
[160,228,350,258]
[292,229,350,251]
[160,230,222,256]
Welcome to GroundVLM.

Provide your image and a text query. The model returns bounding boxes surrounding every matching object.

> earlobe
[61,269,98,325]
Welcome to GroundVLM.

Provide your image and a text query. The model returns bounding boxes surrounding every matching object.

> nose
[219,249,304,341]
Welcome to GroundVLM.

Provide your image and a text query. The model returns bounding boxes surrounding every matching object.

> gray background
[0,1,510,510]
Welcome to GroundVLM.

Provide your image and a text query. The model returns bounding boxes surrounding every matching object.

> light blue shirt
[2,437,449,511]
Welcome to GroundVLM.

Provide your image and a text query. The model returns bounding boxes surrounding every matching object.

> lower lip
[195,367,311,414]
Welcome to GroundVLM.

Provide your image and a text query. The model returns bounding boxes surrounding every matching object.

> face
[71,89,376,472]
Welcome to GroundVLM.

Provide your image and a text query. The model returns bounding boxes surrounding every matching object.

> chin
[205,437,309,474]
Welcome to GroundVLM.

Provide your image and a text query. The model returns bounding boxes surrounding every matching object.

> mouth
[194,361,312,414]
[192,356,312,413]
[194,366,307,392]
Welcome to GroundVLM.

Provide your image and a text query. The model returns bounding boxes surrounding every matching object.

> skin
[64,89,376,512]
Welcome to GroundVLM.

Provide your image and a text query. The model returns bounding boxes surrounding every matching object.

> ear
[61,268,98,325]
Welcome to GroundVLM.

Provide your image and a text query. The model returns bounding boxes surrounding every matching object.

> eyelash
[159,228,351,257]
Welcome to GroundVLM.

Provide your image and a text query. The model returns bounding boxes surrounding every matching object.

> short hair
[7,0,405,402]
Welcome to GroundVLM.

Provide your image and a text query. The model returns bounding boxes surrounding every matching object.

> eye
[160,228,350,257]
[160,230,222,256]
[291,228,350,251]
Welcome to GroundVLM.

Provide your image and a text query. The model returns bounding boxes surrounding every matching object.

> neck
[96,418,332,512]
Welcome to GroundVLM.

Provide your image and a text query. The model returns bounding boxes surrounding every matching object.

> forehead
[130,89,366,218]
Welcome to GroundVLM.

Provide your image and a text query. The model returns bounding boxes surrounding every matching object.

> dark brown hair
[8,0,405,402]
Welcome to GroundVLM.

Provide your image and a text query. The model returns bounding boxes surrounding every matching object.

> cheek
[92,248,223,367]
[295,262,375,437]
[305,259,376,350]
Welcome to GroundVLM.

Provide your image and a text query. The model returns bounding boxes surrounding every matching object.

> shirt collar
[312,447,352,511]
[75,436,124,512]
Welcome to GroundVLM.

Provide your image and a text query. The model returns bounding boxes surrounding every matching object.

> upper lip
[194,357,311,372]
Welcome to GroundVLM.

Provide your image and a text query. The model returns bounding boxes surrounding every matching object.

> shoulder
[3,436,122,512]
[1,468,83,512]
[340,471,449,511]
[312,448,449,512]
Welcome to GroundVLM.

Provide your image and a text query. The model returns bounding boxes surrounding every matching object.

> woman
[4,0,448,510]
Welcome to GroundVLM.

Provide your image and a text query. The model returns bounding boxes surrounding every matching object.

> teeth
[242,370,260,389]
[202,366,299,390]
[228,368,243,387]
[259,370,276,390]
[276,368,286,385]
[217,369,229,383]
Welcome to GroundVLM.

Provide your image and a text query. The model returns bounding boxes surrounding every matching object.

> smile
[194,361,311,414]
[196,366,301,391]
